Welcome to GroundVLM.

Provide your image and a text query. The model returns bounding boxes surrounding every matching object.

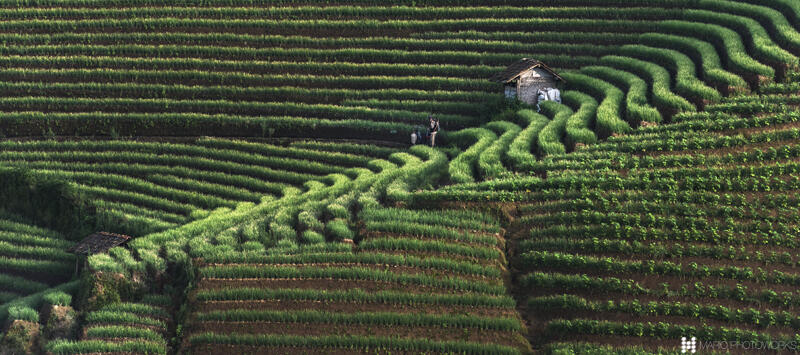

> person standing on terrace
[428,115,439,148]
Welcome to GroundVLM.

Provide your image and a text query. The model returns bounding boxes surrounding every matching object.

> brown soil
[0,320,40,355]
[194,299,520,318]
[185,321,525,348]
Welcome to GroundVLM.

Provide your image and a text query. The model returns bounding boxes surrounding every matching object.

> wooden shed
[490,58,565,105]
[67,232,132,275]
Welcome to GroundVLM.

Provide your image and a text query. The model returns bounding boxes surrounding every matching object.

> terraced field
[0,218,75,305]
[186,207,526,354]
[0,0,798,354]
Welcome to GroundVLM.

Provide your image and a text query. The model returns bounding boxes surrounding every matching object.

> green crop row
[562,91,599,148]
[0,66,496,95]
[0,4,774,22]
[421,29,751,90]
[0,256,72,279]
[580,66,662,125]
[415,30,639,45]
[478,120,521,179]
[0,111,414,140]
[506,109,550,171]
[618,44,722,102]
[0,96,477,128]
[31,169,236,210]
[360,237,501,261]
[364,220,499,246]
[439,172,798,199]
[543,318,795,344]
[290,141,399,159]
[637,32,749,91]
[7,306,39,322]
[0,240,75,262]
[518,250,800,286]
[188,332,521,355]
[0,41,593,69]
[0,150,315,188]
[46,340,166,355]
[0,219,64,240]
[600,55,696,114]
[83,310,166,329]
[194,287,516,308]
[0,54,500,82]
[198,251,501,278]
[537,102,573,156]
[194,309,521,331]
[520,237,798,268]
[642,111,796,135]
[530,294,800,330]
[0,232,72,253]
[84,325,165,343]
[0,13,782,70]
[561,72,630,138]
[42,291,72,307]
[447,128,497,184]
[0,140,337,178]
[201,265,506,295]
[582,123,800,154]
[519,271,800,309]
[0,32,614,66]
[0,75,499,111]
[342,99,489,118]
[526,221,800,249]
[518,196,799,228]
[359,207,500,233]
[98,303,170,319]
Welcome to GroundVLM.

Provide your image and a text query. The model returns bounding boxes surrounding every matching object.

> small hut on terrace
[491,58,565,105]
[67,231,132,275]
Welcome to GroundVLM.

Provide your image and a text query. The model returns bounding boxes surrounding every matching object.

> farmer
[428,115,439,147]
[411,125,426,145]
[536,89,547,112]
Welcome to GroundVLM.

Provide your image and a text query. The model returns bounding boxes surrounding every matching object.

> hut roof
[490,58,565,83]
[68,232,131,255]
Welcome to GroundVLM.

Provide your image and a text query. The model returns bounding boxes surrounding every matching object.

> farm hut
[67,231,132,276]
[491,58,565,105]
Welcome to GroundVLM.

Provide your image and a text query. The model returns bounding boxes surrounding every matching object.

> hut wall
[504,84,517,99]
[517,68,557,105]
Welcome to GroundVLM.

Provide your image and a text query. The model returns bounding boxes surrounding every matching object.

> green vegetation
[0,1,799,354]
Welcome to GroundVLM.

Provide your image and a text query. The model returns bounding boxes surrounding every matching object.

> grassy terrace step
[183,204,522,353]
[200,253,502,278]
[187,333,521,355]
[193,287,516,308]
[0,138,378,234]
[46,340,167,355]
[191,309,521,331]
[0,55,501,79]
[199,265,506,295]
